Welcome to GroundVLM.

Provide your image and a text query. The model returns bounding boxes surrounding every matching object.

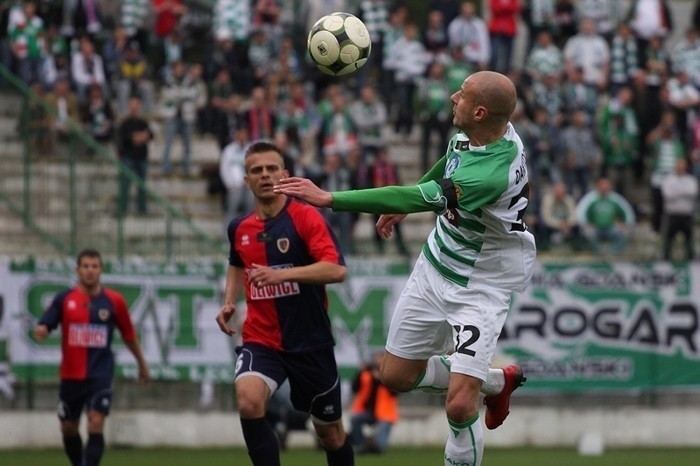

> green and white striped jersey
[420,125,536,290]
[332,123,536,291]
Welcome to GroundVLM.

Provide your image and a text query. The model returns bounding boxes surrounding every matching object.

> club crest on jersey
[445,156,460,178]
[277,238,290,253]
[98,309,110,321]
[67,300,77,310]
[241,234,250,246]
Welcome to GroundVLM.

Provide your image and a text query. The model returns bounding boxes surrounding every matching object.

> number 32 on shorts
[453,325,481,356]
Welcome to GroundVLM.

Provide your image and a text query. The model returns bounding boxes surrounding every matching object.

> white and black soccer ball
[307,12,372,76]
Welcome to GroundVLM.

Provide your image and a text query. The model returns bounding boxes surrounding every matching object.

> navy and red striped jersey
[38,287,137,381]
[227,198,345,353]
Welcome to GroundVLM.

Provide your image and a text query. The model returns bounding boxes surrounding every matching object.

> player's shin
[411,355,451,393]
[241,417,281,466]
[84,433,104,466]
[444,414,483,466]
[62,434,83,466]
[480,368,505,396]
[325,435,355,466]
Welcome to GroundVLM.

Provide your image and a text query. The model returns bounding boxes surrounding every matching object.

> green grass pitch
[1,447,699,465]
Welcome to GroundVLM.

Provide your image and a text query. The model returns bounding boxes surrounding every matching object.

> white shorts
[385,253,512,382]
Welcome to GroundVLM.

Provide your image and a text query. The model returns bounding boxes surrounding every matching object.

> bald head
[468,71,517,123]
[451,71,517,144]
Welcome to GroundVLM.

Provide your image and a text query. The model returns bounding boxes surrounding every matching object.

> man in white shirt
[563,18,610,90]
[447,2,490,70]
[71,36,107,102]
[629,0,672,42]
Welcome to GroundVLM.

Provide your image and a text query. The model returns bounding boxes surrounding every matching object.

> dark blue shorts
[58,378,113,421]
[235,343,343,423]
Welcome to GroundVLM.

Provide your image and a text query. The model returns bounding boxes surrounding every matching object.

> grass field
[1,447,700,465]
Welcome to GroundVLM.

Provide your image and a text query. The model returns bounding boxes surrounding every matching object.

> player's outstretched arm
[277,177,443,215]
[418,156,448,184]
[274,177,333,208]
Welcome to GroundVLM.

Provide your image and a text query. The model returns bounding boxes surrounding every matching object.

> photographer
[349,352,399,455]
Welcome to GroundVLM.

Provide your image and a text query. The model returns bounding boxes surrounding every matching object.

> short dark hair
[77,248,102,266]
[244,141,285,166]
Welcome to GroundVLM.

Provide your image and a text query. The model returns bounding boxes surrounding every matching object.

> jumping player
[34,249,149,466]
[274,71,535,466]
[215,141,354,466]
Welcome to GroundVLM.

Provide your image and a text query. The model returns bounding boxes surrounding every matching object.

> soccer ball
[307,12,371,76]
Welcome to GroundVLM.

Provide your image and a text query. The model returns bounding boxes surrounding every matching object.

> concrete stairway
[0,91,435,260]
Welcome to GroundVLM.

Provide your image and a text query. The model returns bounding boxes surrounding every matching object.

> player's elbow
[328,265,347,283]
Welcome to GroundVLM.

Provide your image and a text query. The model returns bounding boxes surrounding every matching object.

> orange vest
[351,369,399,423]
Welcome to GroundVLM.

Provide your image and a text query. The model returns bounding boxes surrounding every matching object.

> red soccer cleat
[484,364,526,430]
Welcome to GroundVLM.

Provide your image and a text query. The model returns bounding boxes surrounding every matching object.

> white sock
[412,355,451,393]
[444,414,483,466]
[480,368,505,396]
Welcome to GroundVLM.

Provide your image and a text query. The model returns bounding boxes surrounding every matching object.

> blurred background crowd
[1,0,700,260]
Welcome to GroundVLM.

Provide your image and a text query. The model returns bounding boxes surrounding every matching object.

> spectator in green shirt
[576,177,636,255]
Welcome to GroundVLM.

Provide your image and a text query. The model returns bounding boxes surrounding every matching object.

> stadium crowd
[1,0,700,259]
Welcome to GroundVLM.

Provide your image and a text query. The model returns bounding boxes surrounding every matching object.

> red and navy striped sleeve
[38,289,70,330]
[106,289,136,342]
[290,201,345,265]
[227,214,251,268]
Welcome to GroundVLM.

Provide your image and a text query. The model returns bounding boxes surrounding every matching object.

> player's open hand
[215,303,237,336]
[273,177,333,208]
[376,214,407,239]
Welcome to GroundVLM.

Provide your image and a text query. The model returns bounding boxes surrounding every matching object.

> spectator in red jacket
[488,0,521,73]
[152,0,186,38]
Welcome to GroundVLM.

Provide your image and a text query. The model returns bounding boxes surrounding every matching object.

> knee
[86,411,106,433]
[445,392,479,422]
[445,381,481,422]
[315,422,346,451]
[61,420,80,437]
[236,391,267,419]
[379,369,416,393]
[378,358,424,393]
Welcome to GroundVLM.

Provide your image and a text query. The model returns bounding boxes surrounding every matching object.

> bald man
[274,71,536,465]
